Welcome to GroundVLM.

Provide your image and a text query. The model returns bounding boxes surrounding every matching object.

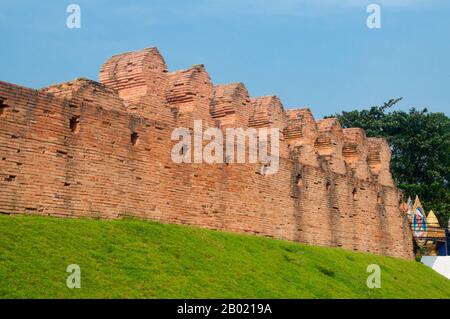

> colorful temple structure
[402,196,449,256]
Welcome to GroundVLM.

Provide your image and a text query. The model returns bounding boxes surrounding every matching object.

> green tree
[329,100,450,226]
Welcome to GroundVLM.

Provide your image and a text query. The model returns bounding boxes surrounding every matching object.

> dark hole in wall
[296,173,303,187]
[326,181,331,191]
[70,116,80,133]
[377,192,382,204]
[131,132,139,146]
[0,98,8,116]
[352,188,358,201]
[5,175,16,182]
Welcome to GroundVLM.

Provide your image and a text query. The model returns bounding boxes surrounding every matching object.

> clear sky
[1,0,449,118]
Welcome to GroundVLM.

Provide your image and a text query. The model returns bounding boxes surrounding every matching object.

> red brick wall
[0,47,413,258]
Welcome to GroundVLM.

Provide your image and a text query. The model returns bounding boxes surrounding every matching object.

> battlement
[0,46,412,258]
[342,128,370,180]
[99,47,168,99]
[367,137,394,186]
[166,64,214,127]
[41,78,125,111]
[166,65,212,104]
[210,83,251,128]
[249,96,288,130]
[285,108,317,140]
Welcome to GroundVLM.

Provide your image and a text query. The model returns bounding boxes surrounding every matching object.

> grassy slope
[0,215,449,299]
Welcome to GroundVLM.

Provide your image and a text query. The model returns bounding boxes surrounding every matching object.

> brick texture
[0,47,413,258]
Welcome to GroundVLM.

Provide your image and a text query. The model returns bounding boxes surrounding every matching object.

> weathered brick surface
[0,47,413,258]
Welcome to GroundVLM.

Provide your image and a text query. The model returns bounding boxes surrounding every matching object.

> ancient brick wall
[0,47,413,258]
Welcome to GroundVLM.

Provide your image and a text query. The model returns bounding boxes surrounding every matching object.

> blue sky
[0,0,449,118]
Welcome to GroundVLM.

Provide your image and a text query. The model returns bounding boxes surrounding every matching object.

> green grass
[0,214,449,299]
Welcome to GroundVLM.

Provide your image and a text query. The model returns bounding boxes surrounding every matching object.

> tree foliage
[329,99,450,226]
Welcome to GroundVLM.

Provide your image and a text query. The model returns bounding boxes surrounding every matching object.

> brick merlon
[99,47,168,100]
